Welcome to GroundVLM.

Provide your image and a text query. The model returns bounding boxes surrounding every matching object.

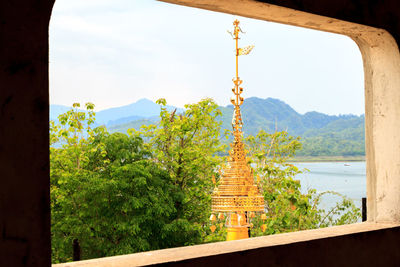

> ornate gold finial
[210,20,264,241]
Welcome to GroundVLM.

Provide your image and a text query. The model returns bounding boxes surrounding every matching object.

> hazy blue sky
[50,0,364,115]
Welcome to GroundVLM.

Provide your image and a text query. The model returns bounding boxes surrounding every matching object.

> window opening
[50,0,365,263]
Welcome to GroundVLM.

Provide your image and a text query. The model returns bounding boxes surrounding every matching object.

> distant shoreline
[289,156,365,163]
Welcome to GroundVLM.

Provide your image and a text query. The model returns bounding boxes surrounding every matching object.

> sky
[49,0,365,115]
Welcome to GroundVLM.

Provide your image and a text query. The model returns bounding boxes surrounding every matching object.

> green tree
[133,98,227,245]
[50,104,177,262]
[51,100,361,263]
[244,130,360,236]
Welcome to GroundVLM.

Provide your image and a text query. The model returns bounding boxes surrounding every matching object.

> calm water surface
[294,162,366,211]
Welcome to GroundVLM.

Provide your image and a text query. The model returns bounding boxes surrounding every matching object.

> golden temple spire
[210,20,265,241]
[230,19,253,139]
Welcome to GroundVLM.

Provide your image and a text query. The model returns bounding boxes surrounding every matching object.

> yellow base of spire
[226,227,249,241]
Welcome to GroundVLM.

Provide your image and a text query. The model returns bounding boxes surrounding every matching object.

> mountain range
[50,98,183,126]
[51,97,365,157]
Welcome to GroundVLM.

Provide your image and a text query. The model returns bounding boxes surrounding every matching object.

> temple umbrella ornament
[210,20,266,241]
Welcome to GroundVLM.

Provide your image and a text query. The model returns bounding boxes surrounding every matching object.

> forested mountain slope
[52,97,365,157]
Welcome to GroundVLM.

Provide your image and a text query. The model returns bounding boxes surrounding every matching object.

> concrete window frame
[54,0,400,266]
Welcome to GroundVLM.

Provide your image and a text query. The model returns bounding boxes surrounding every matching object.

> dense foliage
[51,104,181,262]
[51,99,226,262]
[131,98,227,246]
[51,100,361,263]
[244,130,360,235]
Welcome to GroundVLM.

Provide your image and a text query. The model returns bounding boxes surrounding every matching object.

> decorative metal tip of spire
[210,20,265,241]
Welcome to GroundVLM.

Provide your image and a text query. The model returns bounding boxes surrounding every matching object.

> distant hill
[108,117,159,133]
[299,116,365,157]
[96,99,176,125]
[50,105,79,121]
[51,97,365,157]
[50,98,183,126]
[217,98,364,157]
[218,97,361,137]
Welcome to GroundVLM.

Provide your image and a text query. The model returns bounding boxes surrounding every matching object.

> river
[294,162,366,212]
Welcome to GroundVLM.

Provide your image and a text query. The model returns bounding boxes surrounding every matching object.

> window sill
[54,222,400,266]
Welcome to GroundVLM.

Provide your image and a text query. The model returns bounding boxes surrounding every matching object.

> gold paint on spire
[211,20,265,241]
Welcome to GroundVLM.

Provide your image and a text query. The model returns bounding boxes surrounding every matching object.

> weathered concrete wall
[167,225,400,267]
[54,223,400,267]
[259,0,400,43]
[0,0,54,266]
[1,0,400,266]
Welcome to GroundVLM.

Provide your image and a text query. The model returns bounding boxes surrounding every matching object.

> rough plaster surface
[54,223,400,266]
[1,0,400,266]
